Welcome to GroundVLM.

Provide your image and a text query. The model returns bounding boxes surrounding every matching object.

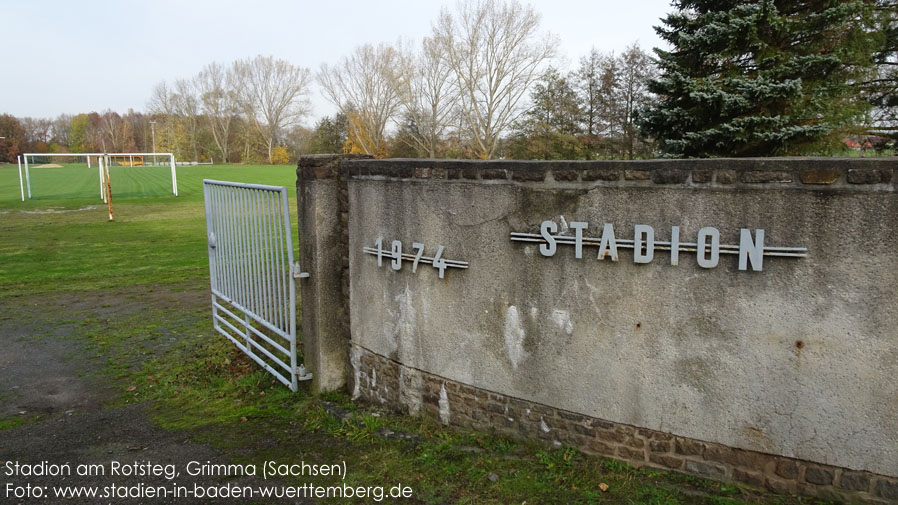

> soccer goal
[20,152,178,201]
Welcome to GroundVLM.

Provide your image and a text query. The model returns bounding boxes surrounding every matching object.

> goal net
[20,153,178,201]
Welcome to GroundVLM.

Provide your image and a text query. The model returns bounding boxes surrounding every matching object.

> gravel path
[0,288,314,504]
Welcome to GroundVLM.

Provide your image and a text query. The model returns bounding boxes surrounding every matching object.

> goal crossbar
[21,152,178,201]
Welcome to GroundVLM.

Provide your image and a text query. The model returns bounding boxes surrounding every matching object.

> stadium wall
[297,155,898,503]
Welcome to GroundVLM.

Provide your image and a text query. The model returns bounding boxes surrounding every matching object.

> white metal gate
[203,179,311,391]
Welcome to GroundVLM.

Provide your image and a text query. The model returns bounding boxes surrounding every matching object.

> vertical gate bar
[251,189,264,326]
[237,185,250,312]
[239,187,253,354]
[215,186,233,304]
[232,185,246,308]
[261,189,275,332]
[219,185,232,304]
[268,187,278,328]
[256,188,272,329]
[208,184,220,294]
[216,185,229,301]
[204,182,219,332]
[227,186,240,309]
[224,186,236,305]
[250,189,265,326]
[270,189,284,333]
[269,190,284,335]
[276,189,289,333]
[280,186,298,390]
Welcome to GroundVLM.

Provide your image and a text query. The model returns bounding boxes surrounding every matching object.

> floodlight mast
[149,121,157,166]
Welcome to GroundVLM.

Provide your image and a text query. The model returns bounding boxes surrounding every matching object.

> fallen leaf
[126,385,137,392]
[240,417,248,422]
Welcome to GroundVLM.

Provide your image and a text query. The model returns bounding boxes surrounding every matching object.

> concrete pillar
[296,154,371,392]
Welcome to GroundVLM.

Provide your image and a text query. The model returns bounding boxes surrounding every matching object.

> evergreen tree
[640,0,880,157]
[309,113,347,154]
[862,0,898,140]
[508,68,583,160]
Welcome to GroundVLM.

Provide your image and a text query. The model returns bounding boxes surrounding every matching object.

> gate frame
[203,179,310,391]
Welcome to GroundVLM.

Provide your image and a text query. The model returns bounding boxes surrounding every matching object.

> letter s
[539,221,557,257]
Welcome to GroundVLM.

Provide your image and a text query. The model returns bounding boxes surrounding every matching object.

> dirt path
[0,287,314,504]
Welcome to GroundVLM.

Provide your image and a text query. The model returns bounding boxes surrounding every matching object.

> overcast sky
[3,0,672,122]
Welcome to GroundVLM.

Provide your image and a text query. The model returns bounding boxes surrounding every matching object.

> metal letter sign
[203,179,311,391]
[511,220,807,271]
[364,238,468,278]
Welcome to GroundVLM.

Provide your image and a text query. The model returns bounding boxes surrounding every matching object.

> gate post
[297,154,372,392]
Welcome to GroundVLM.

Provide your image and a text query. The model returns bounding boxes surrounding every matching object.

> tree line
[1,0,895,164]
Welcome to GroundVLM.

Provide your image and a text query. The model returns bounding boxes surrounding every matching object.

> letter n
[738,229,764,271]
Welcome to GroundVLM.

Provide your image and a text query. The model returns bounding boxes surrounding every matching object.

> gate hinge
[296,364,314,381]
[292,262,310,279]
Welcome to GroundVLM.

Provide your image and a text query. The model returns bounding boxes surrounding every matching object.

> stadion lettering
[510,220,807,271]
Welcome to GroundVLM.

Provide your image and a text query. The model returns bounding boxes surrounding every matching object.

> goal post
[22,152,178,200]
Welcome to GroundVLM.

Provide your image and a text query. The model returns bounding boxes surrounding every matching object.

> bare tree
[96,110,136,152]
[394,37,458,157]
[173,78,202,161]
[52,114,73,147]
[196,62,238,163]
[433,0,557,159]
[318,43,403,156]
[234,55,311,163]
[147,81,176,117]
[617,43,655,159]
[147,82,181,155]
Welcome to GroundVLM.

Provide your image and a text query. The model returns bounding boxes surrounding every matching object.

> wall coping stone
[335,157,896,191]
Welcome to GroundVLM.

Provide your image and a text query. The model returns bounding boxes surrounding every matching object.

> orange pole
[104,157,114,221]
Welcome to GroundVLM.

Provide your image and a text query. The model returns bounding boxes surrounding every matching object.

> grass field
[0,163,833,505]
[0,163,299,296]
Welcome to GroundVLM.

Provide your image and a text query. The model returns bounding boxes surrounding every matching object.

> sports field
[0,163,827,505]
[0,163,299,296]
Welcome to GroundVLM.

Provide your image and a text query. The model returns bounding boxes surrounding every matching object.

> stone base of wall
[351,344,898,504]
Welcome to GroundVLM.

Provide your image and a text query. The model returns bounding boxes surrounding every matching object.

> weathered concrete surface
[297,154,371,392]
[346,162,898,477]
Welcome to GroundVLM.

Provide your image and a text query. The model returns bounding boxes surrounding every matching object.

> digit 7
[411,242,425,272]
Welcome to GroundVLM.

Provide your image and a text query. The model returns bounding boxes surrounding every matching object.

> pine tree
[862,0,898,140]
[508,68,583,160]
[640,0,880,157]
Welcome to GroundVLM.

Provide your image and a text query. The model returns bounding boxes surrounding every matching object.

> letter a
[597,223,619,261]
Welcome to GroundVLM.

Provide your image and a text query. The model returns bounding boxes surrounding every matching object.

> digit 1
[375,237,384,267]
[432,245,447,279]
[411,242,425,272]
[391,240,402,270]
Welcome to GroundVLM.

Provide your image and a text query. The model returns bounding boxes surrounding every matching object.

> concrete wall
[298,157,898,502]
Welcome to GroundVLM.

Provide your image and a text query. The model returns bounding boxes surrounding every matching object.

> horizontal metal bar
[362,247,469,268]
[204,179,287,193]
[214,326,294,390]
[509,232,807,257]
[212,290,290,339]
[213,300,291,352]
[213,311,248,341]
[246,321,291,356]
[245,336,292,374]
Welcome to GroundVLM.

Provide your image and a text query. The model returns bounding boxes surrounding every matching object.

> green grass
[0,163,299,297]
[0,162,836,505]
